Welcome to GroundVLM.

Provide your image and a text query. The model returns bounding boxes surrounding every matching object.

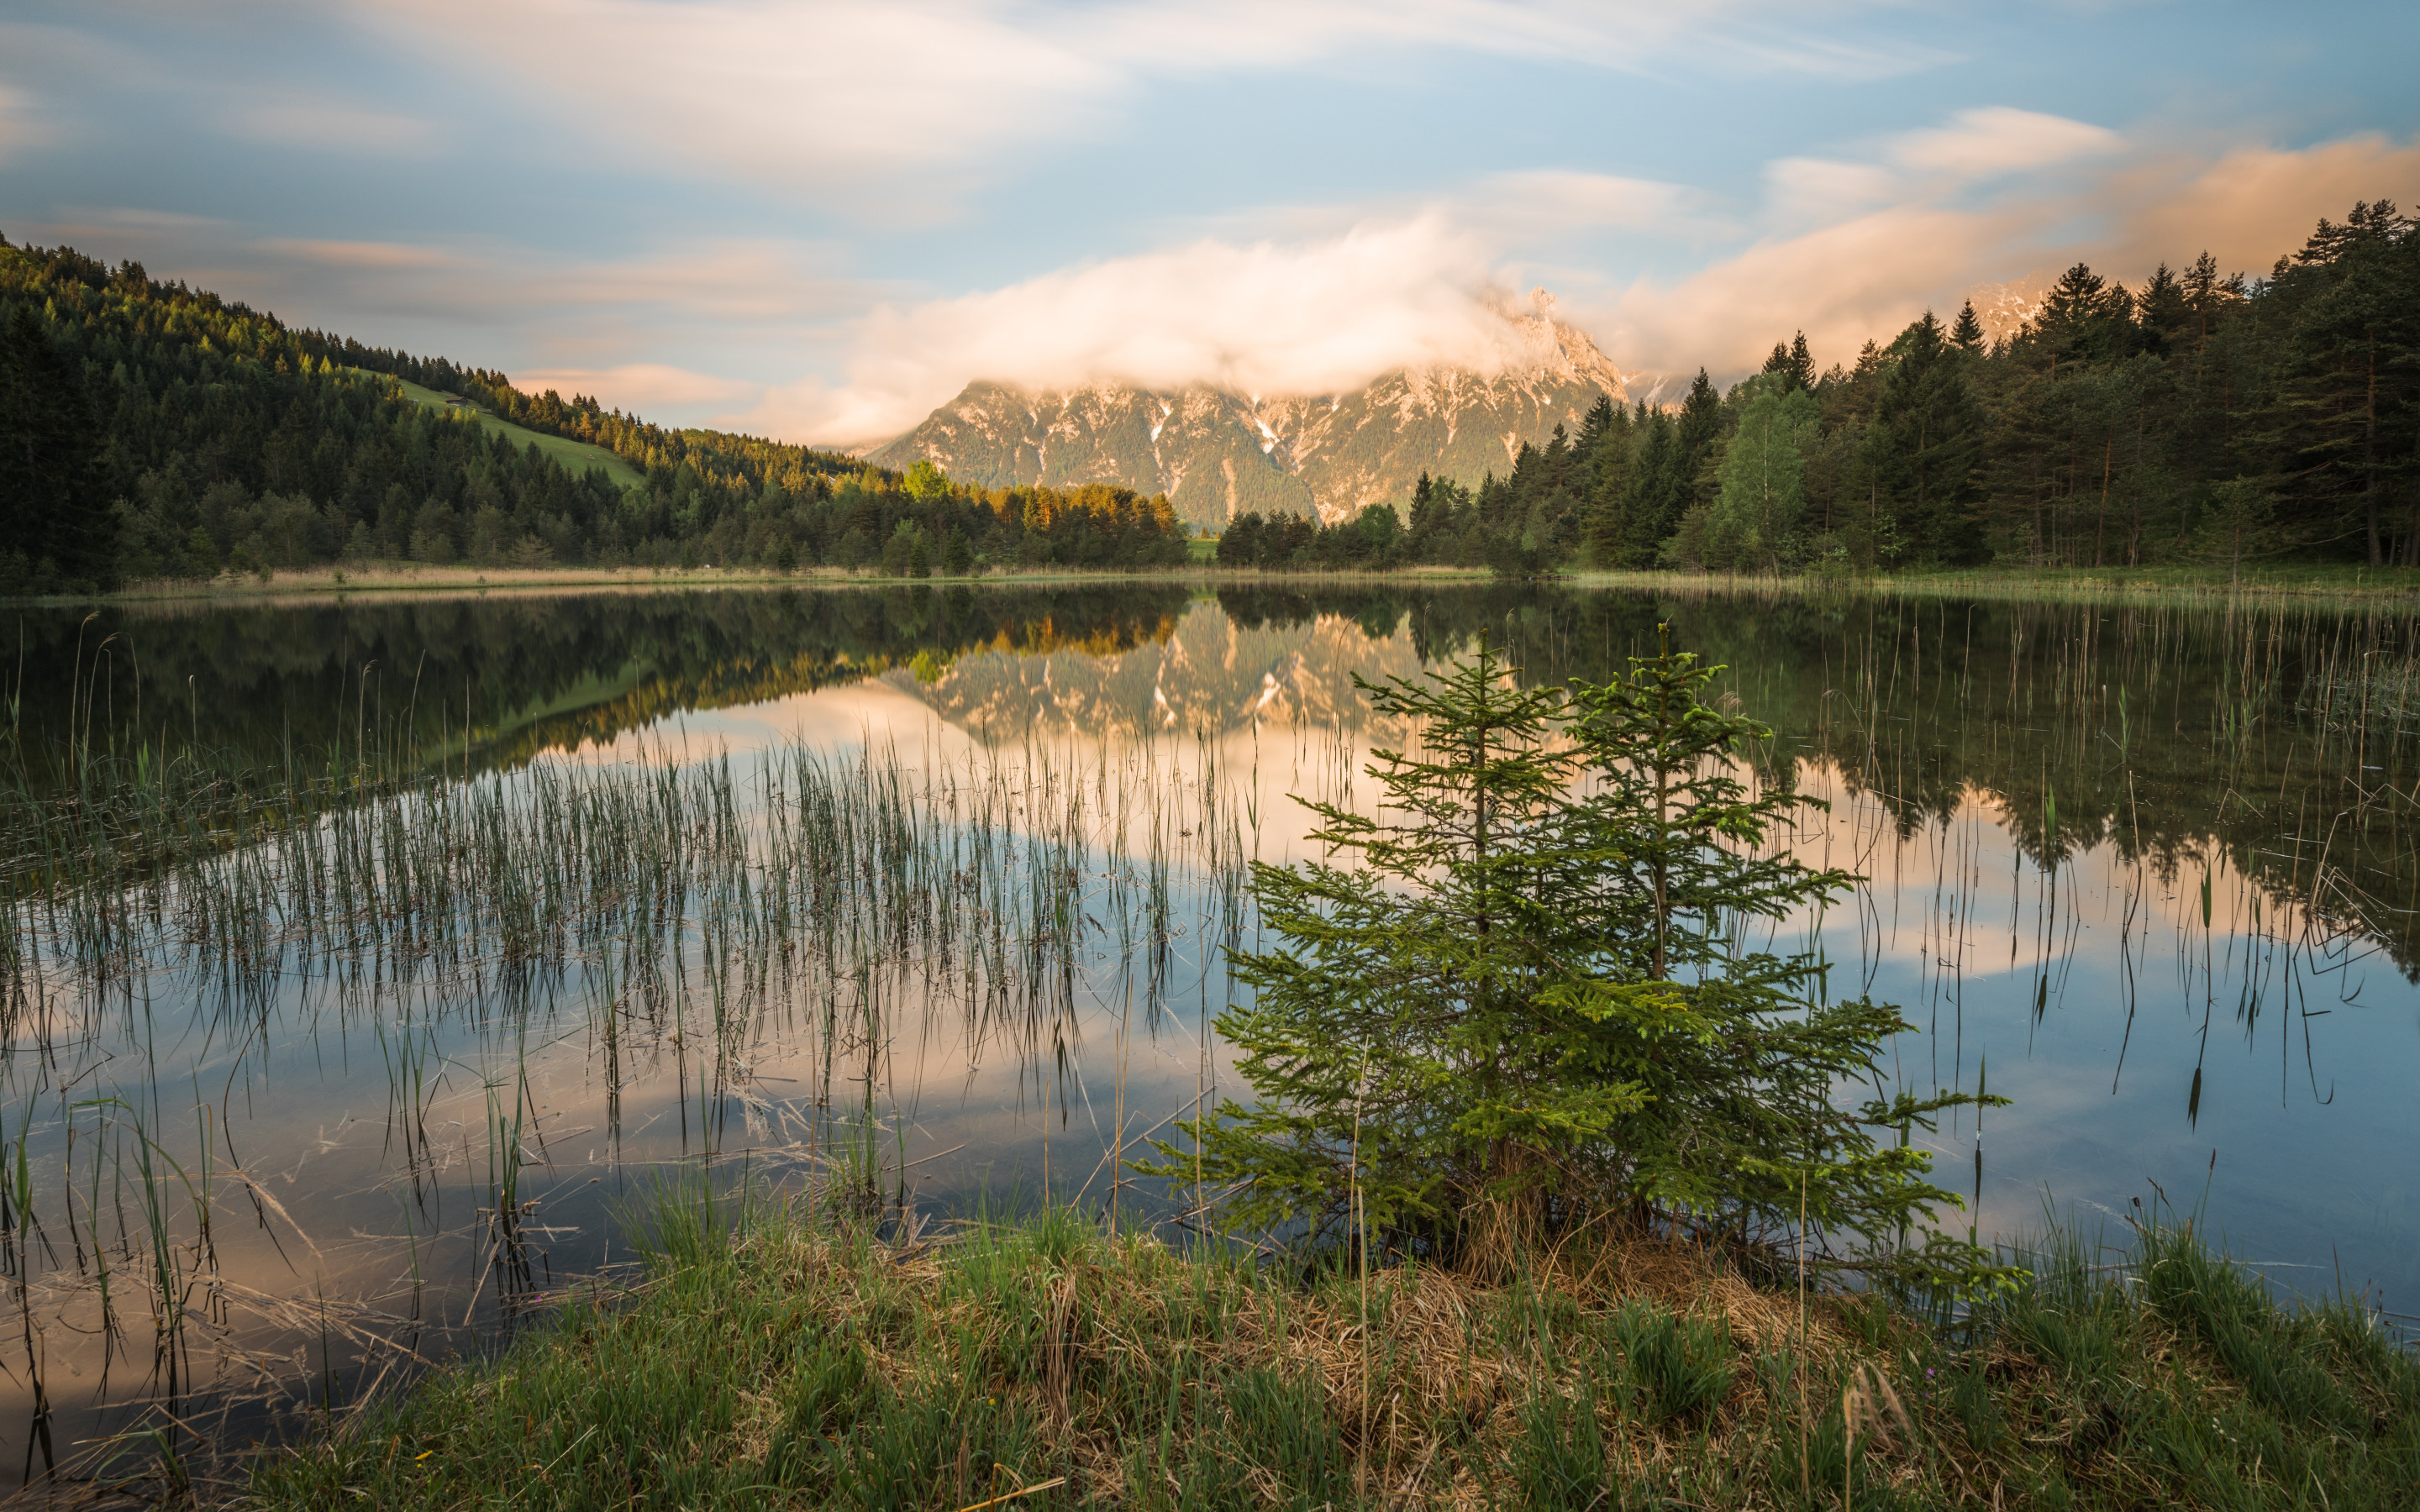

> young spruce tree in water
[1150,633,1998,1289]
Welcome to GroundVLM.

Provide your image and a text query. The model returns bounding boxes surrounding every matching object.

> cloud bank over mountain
[743,218,1602,448]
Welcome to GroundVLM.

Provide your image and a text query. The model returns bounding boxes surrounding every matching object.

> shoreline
[6,559,2417,612]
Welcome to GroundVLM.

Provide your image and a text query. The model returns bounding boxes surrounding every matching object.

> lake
[2,579,2414,1478]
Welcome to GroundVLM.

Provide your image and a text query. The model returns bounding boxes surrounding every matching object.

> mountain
[1964,275,2049,344]
[867,292,1628,529]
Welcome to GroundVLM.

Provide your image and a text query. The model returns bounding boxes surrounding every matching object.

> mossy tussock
[235,1198,2420,1510]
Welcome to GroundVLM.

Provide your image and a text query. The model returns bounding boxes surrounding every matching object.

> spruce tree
[1575,394,1617,458]
[0,307,118,589]
[1150,638,1999,1284]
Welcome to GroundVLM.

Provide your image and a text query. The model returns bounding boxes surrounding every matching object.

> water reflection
[0,581,2414,1480]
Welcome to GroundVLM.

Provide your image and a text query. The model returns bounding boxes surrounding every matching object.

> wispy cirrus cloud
[8,211,871,409]
[513,362,757,409]
[0,85,53,167]
[1886,106,2123,181]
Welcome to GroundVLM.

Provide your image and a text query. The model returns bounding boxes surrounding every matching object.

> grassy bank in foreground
[235,1199,2418,1511]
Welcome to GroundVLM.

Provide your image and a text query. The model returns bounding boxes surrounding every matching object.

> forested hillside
[0,237,1192,593]
[1221,197,2420,574]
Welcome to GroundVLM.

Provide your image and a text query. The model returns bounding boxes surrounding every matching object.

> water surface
[3,580,2415,1478]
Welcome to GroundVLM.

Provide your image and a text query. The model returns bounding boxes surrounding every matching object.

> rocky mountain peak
[866,295,1627,529]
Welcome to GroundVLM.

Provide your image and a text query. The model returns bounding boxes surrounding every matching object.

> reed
[0,714,1255,1468]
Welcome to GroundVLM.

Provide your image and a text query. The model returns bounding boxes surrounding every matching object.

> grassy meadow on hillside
[387,375,650,491]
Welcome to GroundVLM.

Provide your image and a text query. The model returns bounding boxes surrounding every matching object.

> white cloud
[1886,105,2122,181]
[1197,167,1712,247]
[1595,126,2420,381]
[2092,133,2420,279]
[513,362,756,410]
[0,84,53,165]
[1593,204,2008,376]
[1763,156,1900,228]
[345,0,1949,206]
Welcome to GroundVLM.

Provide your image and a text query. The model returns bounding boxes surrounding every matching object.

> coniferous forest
[0,236,1191,594]
[1218,198,2420,575]
[5,198,2417,592]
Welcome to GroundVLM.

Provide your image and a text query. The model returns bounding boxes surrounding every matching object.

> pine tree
[1862,312,1986,564]
[0,307,118,589]
[2036,263,2139,369]
[1949,301,1986,356]
[1762,333,1816,391]
[2270,200,2420,563]
[2134,263,2191,355]
[1615,410,1680,566]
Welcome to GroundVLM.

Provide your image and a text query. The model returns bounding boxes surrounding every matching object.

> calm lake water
[2,580,2416,1477]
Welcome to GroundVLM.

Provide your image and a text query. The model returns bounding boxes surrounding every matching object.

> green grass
[1186,537,1220,564]
[233,1197,2420,1510]
[383,375,647,491]
[1573,560,2420,605]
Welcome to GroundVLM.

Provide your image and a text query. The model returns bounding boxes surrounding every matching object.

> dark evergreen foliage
[0,306,116,592]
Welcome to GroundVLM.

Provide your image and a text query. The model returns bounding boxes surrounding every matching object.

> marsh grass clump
[235,1195,2420,1511]
[1612,1297,1735,1425]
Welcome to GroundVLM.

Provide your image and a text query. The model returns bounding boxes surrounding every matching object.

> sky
[5,1,2417,449]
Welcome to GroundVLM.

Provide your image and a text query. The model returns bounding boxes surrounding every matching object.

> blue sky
[5,2,2416,445]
